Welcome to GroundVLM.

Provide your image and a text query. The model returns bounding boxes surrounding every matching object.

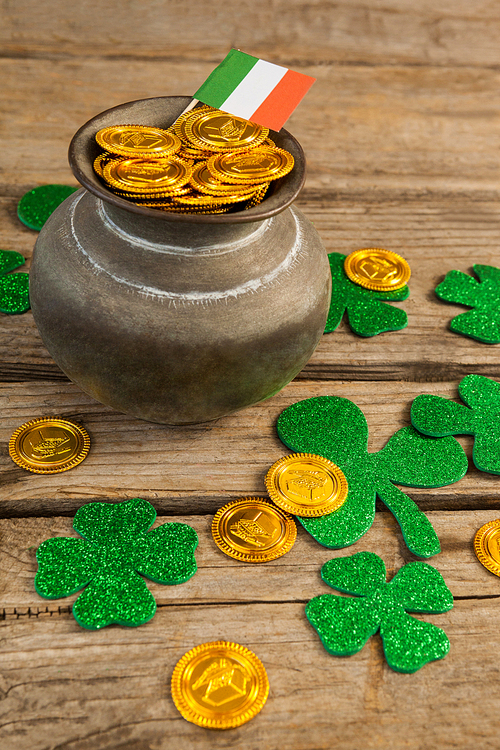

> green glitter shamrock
[276,396,468,557]
[325,253,409,337]
[412,373,500,475]
[0,249,30,314]
[435,264,500,343]
[35,498,198,630]
[306,551,453,673]
[18,184,78,231]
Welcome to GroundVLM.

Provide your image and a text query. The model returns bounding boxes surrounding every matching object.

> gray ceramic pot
[30,97,331,424]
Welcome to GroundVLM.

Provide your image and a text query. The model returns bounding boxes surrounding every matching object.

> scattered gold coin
[95,125,181,158]
[171,641,269,729]
[343,248,411,292]
[265,453,348,517]
[474,519,500,577]
[212,497,297,563]
[9,417,90,474]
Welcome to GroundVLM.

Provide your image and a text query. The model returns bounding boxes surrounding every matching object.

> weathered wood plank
[1,510,499,613]
[2,5,498,749]
[0,597,497,750]
[0,379,498,516]
[1,57,500,190]
[2,0,500,67]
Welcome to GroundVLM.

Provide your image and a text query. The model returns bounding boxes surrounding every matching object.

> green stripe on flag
[194,49,259,109]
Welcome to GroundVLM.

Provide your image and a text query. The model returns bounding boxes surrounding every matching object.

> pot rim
[68,95,306,225]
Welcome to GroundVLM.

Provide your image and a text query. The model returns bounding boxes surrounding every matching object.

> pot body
[30,189,331,424]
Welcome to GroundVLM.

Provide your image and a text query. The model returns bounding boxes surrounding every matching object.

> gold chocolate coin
[190,163,257,196]
[474,519,500,577]
[343,248,411,291]
[95,125,180,158]
[9,417,90,474]
[212,497,297,563]
[171,641,269,729]
[183,110,268,152]
[207,146,294,184]
[103,157,192,194]
[265,453,348,517]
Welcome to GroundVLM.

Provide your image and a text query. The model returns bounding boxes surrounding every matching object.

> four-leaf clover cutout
[412,373,500,474]
[325,253,409,337]
[306,551,453,673]
[35,498,198,629]
[277,396,468,557]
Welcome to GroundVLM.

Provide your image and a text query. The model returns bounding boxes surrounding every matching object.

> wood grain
[1,510,499,614]
[1,598,498,750]
[2,57,500,191]
[3,2,500,747]
[2,0,500,67]
[0,379,498,516]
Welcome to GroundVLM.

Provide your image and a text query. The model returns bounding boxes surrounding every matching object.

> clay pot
[29,97,331,424]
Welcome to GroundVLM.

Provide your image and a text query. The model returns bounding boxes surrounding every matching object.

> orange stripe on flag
[251,69,316,131]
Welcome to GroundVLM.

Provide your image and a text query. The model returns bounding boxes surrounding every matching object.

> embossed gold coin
[95,125,181,158]
[9,417,90,474]
[190,163,264,197]
[103,157,192,194]
[170,105,213,142]
[474,519,500,577]
[182,110,268,152]
[265,453,348,517]
[343,248,411,291]
[212,497,297,563]
[171,641,269,729]
[207,146,294,184]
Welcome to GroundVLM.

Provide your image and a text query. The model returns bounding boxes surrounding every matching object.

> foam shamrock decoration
[412,373,500,474]
[276,396,468,557]
[18,184,78,231]
[325,253,409,337]
[35,498,198,629]
[0,249,30,314]
[435,264,500,343]
[306,551,453,673]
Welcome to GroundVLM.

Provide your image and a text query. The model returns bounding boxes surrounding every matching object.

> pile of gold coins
[93,105,294,215]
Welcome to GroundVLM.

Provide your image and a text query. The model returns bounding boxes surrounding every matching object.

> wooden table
[2,2,500,747]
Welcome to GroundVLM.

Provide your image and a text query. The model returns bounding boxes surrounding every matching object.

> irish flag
[194,49,316,132]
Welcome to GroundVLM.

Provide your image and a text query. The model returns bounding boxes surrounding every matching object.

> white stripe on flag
[220,59,288,121]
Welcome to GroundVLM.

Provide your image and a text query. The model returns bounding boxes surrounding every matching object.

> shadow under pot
[29,96,331,425]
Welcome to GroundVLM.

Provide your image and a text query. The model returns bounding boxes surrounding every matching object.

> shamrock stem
[377,481,441,558]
